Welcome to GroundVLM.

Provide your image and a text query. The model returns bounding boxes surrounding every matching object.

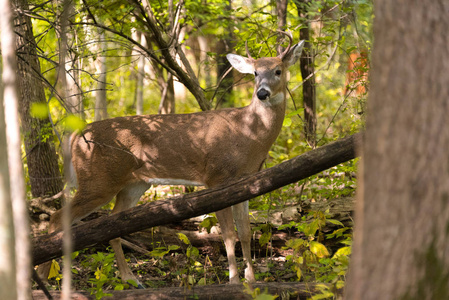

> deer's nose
[257,89,270,100]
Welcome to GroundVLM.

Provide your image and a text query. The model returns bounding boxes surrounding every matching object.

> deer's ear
[226,54,255,74]
[283,40,305,67]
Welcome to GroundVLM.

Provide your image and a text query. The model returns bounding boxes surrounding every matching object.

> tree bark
[276,0,288,55]
[295,0,316,147]
[94,30,108,121]
[130,0,210,111]
[215,0,234,107]
[0,1,19,298]
[135,31,146,115]
[32,282,316,300]
[14,0,64,200]
[32,133,360,265]
[345,1,449,299]
[1,0,31,297]
[126,196,353,256]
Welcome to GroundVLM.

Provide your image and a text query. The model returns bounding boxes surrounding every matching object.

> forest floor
[31,186,354,296]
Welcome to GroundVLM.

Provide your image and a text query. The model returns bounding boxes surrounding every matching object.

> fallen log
[125,197,354,256]
[31,282,318,300]
[32,133,361,265]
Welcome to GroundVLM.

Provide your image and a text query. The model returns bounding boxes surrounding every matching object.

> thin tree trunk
[158,73,175,114]
[157,0,175,114]
[14,0,63,201]
[345,1,449,299]
[276,0,288,54]
[295,0,316,147]
[135,32,146,115]
[0,1,19,298]
[215,0,234,107]
[1,0,30,297]
[64,6,83,118]
[197,35,212,89]
[94,30,107,121]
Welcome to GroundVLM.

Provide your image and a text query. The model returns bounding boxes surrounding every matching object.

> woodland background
[9,0,447,299]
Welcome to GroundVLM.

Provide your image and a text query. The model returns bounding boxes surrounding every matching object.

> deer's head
[227,33,304,105]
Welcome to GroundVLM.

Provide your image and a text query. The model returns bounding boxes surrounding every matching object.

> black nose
[257,89,270,100]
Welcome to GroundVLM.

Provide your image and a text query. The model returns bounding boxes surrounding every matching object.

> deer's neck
[248,92,286,139]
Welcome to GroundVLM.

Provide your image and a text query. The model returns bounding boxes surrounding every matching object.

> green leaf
[127,279,139,288]
[327,219,345,227]
[30,103,49,119]
[187,275,195,285]
[259,231,272,247]
[48,260,60,279]
[283,117,292,127]
[332,246,351,258]
[65,114,86,132]
[168,245,180,251]
[187,246,199,258]
[199,215,218,233]
[311,291,335,300]
[309,241,330,258]
[255,293,278,300]
[178,232,190,245]
[285,238,305,250]
[296,267,302,281]
[336,280,345,289]
[149,248,169,258]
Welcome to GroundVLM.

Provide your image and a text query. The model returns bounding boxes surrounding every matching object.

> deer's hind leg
[109,182,151,289]
[38,186,119,282]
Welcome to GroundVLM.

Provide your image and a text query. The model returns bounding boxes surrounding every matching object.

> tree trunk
[1,0,31,297]
[215,0,234,107]
[157,0,175,114]
[295,0,316,147]
[158,73,175,114]
[32,133,360,265]
[94,30,108,121]
[64,7,83,118]
[0,2,18,298]
[135,32,146,115]
[14,0,64,201]
[276,0,288,54]
[345,1,449,299]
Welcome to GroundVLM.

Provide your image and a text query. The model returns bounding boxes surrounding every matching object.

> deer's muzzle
[257,88,270,100]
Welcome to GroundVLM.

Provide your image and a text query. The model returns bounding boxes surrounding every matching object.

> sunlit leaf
[65,114,86,132]
[48,260,60,279]
[30,103,49,119]
[283,117,292,127]
[327,219,345,227]
[332,246,351,258]
[309,241,330,258]
[178,232,190,245]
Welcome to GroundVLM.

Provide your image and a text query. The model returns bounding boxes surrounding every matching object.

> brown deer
[39,33,304,286]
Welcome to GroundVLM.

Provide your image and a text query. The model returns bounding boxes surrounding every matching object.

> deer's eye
[275,70,282,76]
[254,71,258,77]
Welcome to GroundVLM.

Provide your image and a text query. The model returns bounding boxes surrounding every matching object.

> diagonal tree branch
[128,0,210,111]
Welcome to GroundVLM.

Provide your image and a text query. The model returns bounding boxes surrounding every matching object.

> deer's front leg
[215,207,240,284]
[233,201,256,283]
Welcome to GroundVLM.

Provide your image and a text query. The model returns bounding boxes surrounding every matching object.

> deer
[38,33,304,287]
